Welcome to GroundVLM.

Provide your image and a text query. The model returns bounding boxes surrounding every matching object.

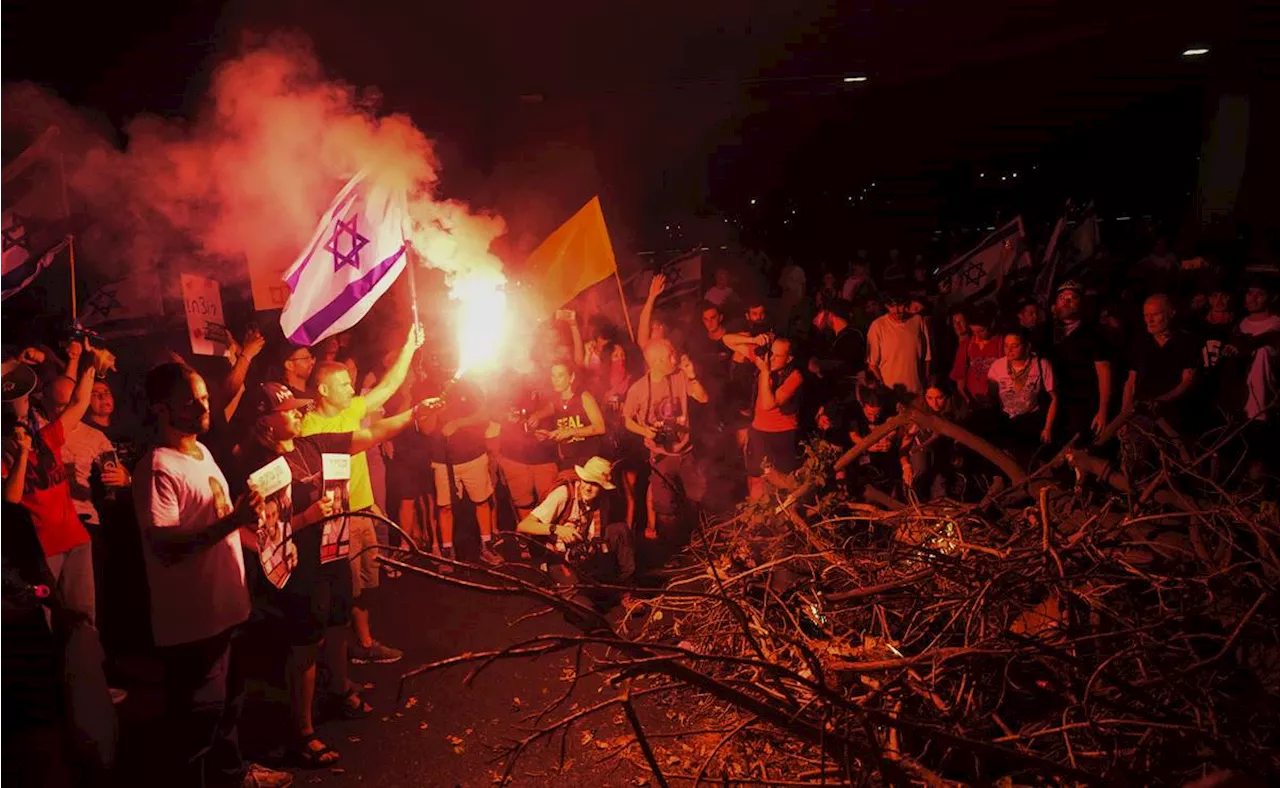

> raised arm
[223,327,265,407]
[350,404,419,455]
[364,325,423,412]
[636,274,666,348]
[57,356,105,431]
[565,312,586,367]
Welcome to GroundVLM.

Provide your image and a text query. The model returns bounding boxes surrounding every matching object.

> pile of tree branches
[392,408,1280,786]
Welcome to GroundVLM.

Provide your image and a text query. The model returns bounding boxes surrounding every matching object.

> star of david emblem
[324,216,369,272]
[2,214,30,254]
[958,259,985,289]
[85,288,122,320]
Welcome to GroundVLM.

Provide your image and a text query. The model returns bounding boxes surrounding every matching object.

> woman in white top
[987,328,1059,465]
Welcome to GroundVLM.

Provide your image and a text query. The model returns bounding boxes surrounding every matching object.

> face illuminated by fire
[644,340,677,377]
[925,386,948,413]
[550,362,575,395]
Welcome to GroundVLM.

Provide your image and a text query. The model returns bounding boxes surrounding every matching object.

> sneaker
[350,640,403,665]
[478,545,505,567]
[108,687,128,705]
[242,762,293,788]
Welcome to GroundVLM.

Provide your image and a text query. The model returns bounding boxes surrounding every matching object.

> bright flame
[451,274,510,378]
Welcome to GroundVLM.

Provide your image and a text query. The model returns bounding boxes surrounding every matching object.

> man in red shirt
[3,340,117,769]
[746,336,803,500]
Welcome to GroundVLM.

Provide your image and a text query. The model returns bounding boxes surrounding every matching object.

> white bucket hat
[574,456,616,490]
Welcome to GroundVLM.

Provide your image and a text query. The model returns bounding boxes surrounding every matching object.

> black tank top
[554,390,602,469]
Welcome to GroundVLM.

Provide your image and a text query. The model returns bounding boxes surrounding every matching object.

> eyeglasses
[286,353,314,364]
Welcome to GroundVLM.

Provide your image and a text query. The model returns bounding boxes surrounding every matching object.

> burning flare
[450,274,510,379]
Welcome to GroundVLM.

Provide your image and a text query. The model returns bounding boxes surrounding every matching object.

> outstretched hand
[241,327,266,360]
[647,273,668,301]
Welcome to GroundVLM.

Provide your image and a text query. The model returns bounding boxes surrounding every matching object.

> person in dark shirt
[540,361,606,472]
[1193,286,1241,427]
[494,374,557,522]
[1049,281,1114,442]
[845,390,907,496]
[1122,294,1199,433]
[688,301,735,406]
[417,378,498,561]
[236,382,423,767]
[2,499,77,787]
[807,299,865,411]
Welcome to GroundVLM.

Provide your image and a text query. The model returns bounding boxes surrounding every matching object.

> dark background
[3,1,1275,264]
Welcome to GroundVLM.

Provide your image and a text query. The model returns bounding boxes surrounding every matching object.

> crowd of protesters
[3,236,1278,786]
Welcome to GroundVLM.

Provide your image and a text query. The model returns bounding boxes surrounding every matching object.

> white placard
[321,453,351,482]
[248,456,292,498]
[181,273,230,356]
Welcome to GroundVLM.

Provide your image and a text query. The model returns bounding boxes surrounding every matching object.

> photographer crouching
[515,457,636,591]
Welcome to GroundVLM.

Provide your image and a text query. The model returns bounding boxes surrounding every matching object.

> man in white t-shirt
[52,380,129,529]
[866,289,932,396]
[132,363,291,788]
[703,266,737,310]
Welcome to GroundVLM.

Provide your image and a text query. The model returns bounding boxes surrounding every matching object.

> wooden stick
[612,268,637,342]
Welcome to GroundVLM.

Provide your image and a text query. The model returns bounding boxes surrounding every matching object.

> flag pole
[57,149,77,322]
[404,239,427,377]
[612,269,636,343]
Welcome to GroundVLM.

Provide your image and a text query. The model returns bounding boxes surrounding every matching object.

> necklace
[1008,358,1033,391]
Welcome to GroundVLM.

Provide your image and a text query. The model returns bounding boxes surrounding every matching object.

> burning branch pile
[394,410,1280,786]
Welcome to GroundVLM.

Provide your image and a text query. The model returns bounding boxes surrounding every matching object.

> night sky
[2,1,1264,256]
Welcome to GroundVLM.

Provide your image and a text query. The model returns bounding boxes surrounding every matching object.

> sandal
[335,687,374,720]
[294,733,342,768]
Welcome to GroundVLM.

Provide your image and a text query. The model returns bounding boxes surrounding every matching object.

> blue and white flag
[280,171,409,346]
[937,218,1030,305]
[2,128,70,302]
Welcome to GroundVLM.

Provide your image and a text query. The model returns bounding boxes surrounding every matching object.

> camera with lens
[752,331,776,359]
[564,537,608,566]
[651,420,687,451]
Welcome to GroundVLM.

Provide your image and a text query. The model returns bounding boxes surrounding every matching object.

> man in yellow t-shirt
[301,327,418,664]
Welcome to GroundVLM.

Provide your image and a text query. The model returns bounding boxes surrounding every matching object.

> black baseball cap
[255,381,313,416]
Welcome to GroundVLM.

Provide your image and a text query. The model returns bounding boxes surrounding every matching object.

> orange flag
[521,196,618,314]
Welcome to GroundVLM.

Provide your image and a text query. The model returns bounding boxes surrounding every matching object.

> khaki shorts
[432,455,495,506]
[348,513,380,597]
[498,457,558,510]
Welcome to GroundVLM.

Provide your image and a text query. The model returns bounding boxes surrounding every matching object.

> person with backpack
[515,457,635,589]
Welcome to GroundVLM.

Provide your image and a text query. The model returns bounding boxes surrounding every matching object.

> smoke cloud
[3,32,507,308]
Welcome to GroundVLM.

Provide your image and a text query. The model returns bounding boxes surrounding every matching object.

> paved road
[111,564,658,788]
